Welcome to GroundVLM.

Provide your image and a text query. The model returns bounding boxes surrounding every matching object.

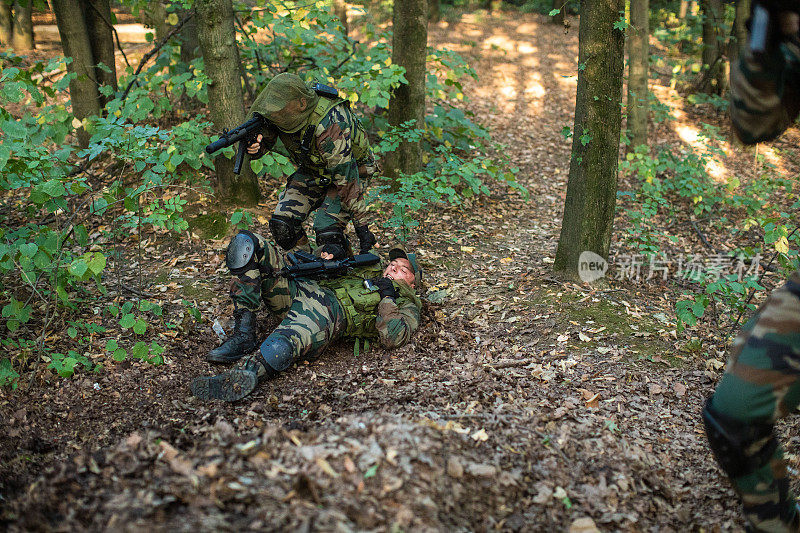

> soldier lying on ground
[702,5,800,532]
[191,231,422,402]
[246,73,378,257]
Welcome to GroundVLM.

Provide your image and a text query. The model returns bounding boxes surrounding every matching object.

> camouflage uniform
[704,8,800,532]
[249,74,377,254]
[229,233,421,377]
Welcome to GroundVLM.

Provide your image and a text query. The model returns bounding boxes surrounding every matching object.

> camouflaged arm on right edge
[375,297,421,349]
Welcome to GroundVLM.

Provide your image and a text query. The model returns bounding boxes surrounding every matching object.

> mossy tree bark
[0,2,12,48]
[700,0,726,94]
[733,0,750,56]
[553,0,625,279]
[196,0,260,206]
[385,0,427,180]
[626,0,649,150]
[52,0,103,147]
[10,0,32,51]
[84,0,117,105]
[179,9,200,65]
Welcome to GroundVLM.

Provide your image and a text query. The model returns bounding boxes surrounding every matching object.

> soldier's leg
[208,232,291,363]
[270,172,327,253]
[313,189,352,257]
[704,271,800,532]
[192,282,345,402]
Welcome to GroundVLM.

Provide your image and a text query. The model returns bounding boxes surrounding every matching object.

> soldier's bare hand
[320,252,334,260]
[246,134,263,155]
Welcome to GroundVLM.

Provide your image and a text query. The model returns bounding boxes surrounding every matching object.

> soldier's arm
[730,14,800,144]
[247,123,279,159]
[315,107,368,223]
[375,298,421,349]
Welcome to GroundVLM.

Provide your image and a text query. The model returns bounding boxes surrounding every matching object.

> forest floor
[2,9,798,532]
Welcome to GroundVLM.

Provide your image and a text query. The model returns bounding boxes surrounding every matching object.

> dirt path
[1,11,752,532]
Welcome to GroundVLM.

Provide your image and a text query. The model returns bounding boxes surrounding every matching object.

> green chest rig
[319,263,390,339]
[279,91,371,185]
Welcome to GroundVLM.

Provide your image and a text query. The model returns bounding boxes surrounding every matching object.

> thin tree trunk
[429,0,440,23]
[733,0,750,56]
[554,0,625,279]
[85,0,117,103]
[196,0,260,205]
[551,0,565,26]
[679,0,690,18]
[0,2,12,48]
[11,0,32,51]
[385,0,427,179]
[626,0,649,150]
[700,0,726,94]
[52,0,102,148]
[333,0,348,36]
[179,9,200,65]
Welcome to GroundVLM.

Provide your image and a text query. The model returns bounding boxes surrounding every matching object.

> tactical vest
[278,96,372,184]
[319,264,415,339]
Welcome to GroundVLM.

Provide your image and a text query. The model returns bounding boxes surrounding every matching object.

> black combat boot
[191,337,293,402]
[206,309,258,363]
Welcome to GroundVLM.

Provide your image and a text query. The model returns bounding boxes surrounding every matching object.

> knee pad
[702,399,777,479]
[226,230,262,275]
[259,335,295,373]
[270,215,304,250]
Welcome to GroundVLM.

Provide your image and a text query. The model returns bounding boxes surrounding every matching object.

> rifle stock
[279,252,380,280]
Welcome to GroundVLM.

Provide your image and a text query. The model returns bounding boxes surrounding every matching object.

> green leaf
[132,341,149,358]
[133,319,147,335]
[86,252,106,275]
[106,339,118,351]
[41,179,66,198]
[250,158,263,174]
[113,348,127,361]
[364,464,378,478]
[548,8,561,16]
[67,327,78,339]
[119,313,135,329]
[19,243,38,257]
[68,258,88,279]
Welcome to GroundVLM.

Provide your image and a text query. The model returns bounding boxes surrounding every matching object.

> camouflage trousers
[229,234,345,366]
[709,270,800,532]
[274,169,350,239]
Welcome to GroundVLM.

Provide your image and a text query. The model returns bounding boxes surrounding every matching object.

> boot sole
[191,370,257,402]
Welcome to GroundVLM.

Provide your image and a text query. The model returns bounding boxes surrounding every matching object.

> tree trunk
[11,0,32,51]
[553,0,625,279]
[733,0,750,56]
[626,0,649,149]
[679,0,690,18]
[179,9,200,65]
[551,0,565,26]
[700,0,726,94]
[143,0,170,43]
[0,2,12,48]
[333,0,348,36]
[429,0,440,23]
[52,0,102,148]
[196,0,260,206]
[84,0,117,103]
[385,0,427,179]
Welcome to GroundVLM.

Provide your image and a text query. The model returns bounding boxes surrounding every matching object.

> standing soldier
[702,4,800,532]
[194,229,422,401]
[246,73,378,260]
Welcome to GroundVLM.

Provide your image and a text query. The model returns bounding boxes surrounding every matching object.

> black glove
[355,224,377,254]
[319,243,346,260]
[371,277,398,300]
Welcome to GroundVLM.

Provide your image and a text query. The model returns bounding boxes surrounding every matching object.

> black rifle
[205,112,268,174]
[278,251,380,280]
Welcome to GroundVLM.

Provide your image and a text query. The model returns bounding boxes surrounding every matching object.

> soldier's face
[383,258,415,287]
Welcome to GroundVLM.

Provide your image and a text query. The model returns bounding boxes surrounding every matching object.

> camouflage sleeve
[730,38,800,144]
[315,105,368,223]
[375,297,420,349]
